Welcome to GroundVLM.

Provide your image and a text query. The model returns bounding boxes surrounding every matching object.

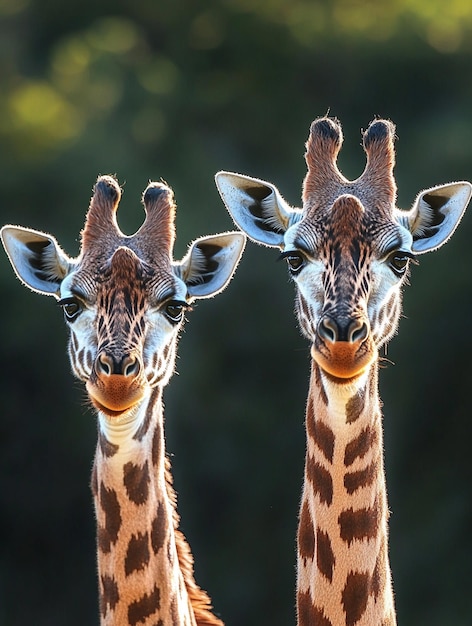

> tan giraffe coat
[92,387,218,625]
[1,176,245,626]
[297,364,394,625]
[215,115,471,626]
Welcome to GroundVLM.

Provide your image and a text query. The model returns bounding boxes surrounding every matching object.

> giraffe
[215,116,471,626]
[1,175,245,626]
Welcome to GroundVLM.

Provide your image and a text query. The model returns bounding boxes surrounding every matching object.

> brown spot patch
[338,504,379,545]
[314,363,328,405]
[125,531,151,576]
[342,571,370,626]
[97,483,121,553]
[372,540,387,601]
[162,342,171,364]
[298,500,315,560]
[77,348,85,369]
[306,395,315,429]
[133,406,152,442]
[133,387,160,441]
[298,590,333,626]
[91,461,98,497]
[99,431,119,458]
[123,460,150,505]
[344,459,378,494]
[100,574,120,618]
[316,527,335,582]
[151,501,167,554]
[344,426,377,467]
[345,389,365,423]
[128,584,161,626]
[308,418,335,464]
[152,423,162,466]
[306,455,333,506]
[170,596,179,625]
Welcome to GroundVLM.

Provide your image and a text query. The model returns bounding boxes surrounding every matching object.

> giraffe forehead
[72,246,179,306]
[293,196,403,260]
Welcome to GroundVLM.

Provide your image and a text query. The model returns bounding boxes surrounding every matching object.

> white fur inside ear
[38,242,71,281]
[409,181,472,254]
[215,171,296,247]
[183,246,207,285]
[177,231,245,299]
[1,226,72,295]
[260,194,285,232]
[409,199,436,237]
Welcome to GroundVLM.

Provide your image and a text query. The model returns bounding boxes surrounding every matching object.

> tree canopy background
[0,1,471,624]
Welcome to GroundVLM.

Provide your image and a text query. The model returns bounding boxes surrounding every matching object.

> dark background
[1,1,471,624]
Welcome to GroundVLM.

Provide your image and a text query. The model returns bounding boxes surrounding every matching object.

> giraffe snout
[312,313,375,381]
[86,350,147,417]
[318,314,369,344]
[96,352,141,378]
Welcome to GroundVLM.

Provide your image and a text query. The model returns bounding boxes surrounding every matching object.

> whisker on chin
[379,356,395,369]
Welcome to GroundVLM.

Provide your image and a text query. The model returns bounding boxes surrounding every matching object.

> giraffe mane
[164,456,224,626]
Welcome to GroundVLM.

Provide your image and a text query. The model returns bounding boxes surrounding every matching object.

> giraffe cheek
[86,376,147,417]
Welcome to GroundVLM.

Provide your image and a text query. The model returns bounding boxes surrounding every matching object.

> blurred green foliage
[1,1,472,625]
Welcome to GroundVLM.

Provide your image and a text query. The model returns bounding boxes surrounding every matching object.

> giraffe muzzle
[86,352,147,417]
[312,314,376,380]
[318,315,368,344]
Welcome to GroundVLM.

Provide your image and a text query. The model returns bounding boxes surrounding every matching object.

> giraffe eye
[58,297,82,322]
[388,252,413,277]
[164,300,187,324]
[280,251,305,275]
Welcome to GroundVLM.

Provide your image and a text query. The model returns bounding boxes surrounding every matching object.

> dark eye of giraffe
[58,297,82,322]
[164,300,188,324]
[388,252,415,277]
[279,251,306,275]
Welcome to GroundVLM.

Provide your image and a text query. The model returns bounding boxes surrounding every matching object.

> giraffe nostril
[96,352,141,377]
[319,316,338,343]
[318,315,369,343]
[123,356,140,377]
[97,353,113,376]
[348,320,369,343]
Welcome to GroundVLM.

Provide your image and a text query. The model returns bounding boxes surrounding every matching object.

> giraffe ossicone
[216,116,471,626]
[1,174,246,626]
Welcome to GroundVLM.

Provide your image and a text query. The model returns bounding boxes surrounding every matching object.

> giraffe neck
[91,387,222,626]
[297,361,396,626]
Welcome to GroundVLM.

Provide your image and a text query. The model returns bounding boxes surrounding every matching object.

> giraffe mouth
[88,397,139,418]
[86,376,146,418]
[311,340,376,382]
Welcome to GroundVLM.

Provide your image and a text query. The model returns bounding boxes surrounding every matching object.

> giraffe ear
[1,225,72,297]
[176,231,246,299]
[215,171,301,248]
[406,182,472,254]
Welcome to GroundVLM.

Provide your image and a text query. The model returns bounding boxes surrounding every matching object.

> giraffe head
[216,117,471,383]
[2,175,245,417]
